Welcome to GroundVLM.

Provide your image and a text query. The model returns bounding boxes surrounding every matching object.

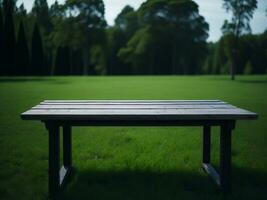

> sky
[17,0,267,42]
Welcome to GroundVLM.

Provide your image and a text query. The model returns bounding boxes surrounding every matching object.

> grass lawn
[0,75,267,200]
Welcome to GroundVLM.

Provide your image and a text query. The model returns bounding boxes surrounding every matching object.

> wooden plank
[41,102,228,106]
[41,101,227,105]
[41,100,226,105]
[21,108,258,120]
[33,104,236,109]
[43,100,222,103]
[40,100,225,104]
[21,100,258,121]
[23,108,256,114]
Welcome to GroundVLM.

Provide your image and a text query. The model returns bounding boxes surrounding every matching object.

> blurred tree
[90,44,106,75]
[202,42,216,74]
[0,7,3,75]
[31,22,44,75]
[15,21,29,75]
[212,37,228,74]
[54,46,71,75]
[244,60,252,74]
[1,0,264,76]
[2,0,15,17]
[222,0,257,80]
[32,0,52,34]
[14,3,35,48]
[50,0,107,75]
[14,3,26,30]
[244,32,267,74]
[106,5,138,75]
[119,0,209,75]
[208,31,267,75]
[14,4,30,38]
[118,27,153,74]
[31,0,54,74]
[17,3,26,14]
[15,3,27,21]
[115,5,134,28]
[114,5,139,38]
[106,27,128,75]
[71,49,84,75]
[49,0,60,17]
[3,0,15,75]
[66,0,106,75]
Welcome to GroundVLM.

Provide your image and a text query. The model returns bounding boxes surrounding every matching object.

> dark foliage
[32,0,52,34]
[204,32,267,75]
[0,0,265,76]
[117,0,209,75]
[31,22,44,75]
[15,21,30,75]
[3,0,15,75]
[106,5,135,75]
[54,46,71,75]
[2,0,14,17]
[71,49,84,75]
[0,8,3,75]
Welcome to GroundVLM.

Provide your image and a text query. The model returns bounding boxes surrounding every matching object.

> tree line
[204,32,267,75]
[0,0,266,76]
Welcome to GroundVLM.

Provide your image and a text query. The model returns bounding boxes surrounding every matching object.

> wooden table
[21,100,258,196]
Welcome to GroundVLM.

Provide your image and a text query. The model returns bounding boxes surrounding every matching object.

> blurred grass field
[0,75,267,200]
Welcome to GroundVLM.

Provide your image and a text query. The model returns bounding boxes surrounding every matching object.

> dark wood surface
[21,100,258,121]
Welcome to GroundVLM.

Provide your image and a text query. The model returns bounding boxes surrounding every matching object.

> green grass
[0,75,267,200]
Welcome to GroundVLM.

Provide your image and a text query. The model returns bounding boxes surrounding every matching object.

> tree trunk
[231,49,236,80]
[149,47,154,75]
[231,35,238,81]
[82,48,89,75]
[172,40,177,75]
[69,48,73,75]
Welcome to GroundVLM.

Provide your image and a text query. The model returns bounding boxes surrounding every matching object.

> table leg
[47,124,60,197]
[203,125,211,163]
[202,121,235,192]
[220,123,233,192]
[63,125,72,168]
[59,125,73,187]
[202,125,221,186]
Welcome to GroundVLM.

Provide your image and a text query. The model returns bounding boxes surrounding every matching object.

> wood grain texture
[21,100,258,121]
[33,104,236,109]
[43,100,222,103]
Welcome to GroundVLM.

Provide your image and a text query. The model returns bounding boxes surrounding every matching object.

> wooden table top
[21,100,258,121]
